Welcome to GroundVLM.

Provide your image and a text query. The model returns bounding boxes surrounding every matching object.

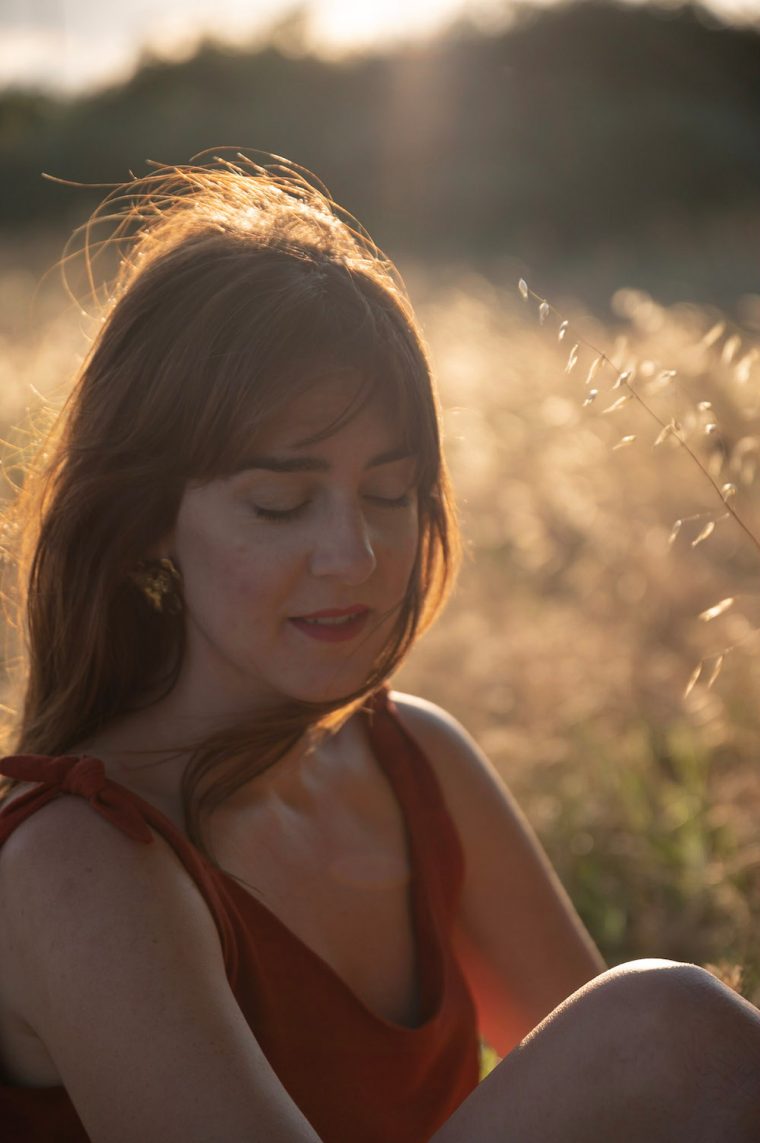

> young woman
[0,156,758,1143]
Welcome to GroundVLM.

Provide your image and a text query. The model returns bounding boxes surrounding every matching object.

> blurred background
[1,0,759,999]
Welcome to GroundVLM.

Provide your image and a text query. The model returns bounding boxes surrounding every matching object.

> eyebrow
[233,446,413,475]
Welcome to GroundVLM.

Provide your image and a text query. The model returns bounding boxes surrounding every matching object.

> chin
[276,665,375,707]
[288,681,367,707]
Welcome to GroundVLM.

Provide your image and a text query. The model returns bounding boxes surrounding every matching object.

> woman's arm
[0,796,322,1143]
[391,692,605,1058]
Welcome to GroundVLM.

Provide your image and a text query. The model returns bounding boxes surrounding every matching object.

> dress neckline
[0,691,447,1036]
[204,695,446,1035]
[116,695,445,1034]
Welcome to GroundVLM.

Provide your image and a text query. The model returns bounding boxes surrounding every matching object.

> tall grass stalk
[2,240,759,1003]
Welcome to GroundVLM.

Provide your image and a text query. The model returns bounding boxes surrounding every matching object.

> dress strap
[0,754,154,845]
[363,688,466,918]
[0,753,239,978]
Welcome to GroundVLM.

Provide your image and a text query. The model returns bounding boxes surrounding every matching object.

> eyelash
[252,493,413,522]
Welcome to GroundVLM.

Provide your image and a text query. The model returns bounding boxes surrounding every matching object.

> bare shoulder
[386,690,571,920]
[0,792,209,924]
[387,689,515,812]
[0,794,225,1020]
[1,786,150,875]
[0,796,320,1142]
[0,793,139,913]
[387,690,474,743]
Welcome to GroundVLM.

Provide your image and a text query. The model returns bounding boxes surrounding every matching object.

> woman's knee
[523,959,710,1080]
[572,958,760,1125]
[453,960,760,1143]
[580,958,758,1049]
[544,960,703,1071]
[471,961,759,1143]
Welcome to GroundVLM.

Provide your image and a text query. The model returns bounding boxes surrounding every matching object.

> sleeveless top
[0,690,480,1143]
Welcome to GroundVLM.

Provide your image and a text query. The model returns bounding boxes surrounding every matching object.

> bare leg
[432,960,760,1143]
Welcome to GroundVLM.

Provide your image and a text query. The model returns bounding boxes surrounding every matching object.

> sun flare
[308,0,472,53]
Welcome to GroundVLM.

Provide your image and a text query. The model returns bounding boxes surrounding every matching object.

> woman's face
[165,377,420,716]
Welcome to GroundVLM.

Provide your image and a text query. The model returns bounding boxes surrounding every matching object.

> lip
[296,606,369,619]
[289,605,371,643]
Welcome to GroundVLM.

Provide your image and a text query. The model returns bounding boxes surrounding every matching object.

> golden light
[308,0,471,54]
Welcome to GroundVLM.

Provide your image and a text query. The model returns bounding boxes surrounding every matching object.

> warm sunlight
[308,0,478,53]
[2,0,759,93]
[0,0,505,93]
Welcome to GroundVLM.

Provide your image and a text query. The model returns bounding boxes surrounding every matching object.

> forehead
[254,374,398,452]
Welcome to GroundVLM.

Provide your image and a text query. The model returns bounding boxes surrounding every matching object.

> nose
[309,502,377,585]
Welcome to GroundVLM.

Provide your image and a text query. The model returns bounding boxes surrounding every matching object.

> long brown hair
[7,153,459,854]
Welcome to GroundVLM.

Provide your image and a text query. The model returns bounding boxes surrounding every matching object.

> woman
[0,155,758,1142]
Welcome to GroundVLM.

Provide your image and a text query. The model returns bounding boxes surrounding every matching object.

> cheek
[212,544,280,609]
[202,536,308,625]
[177,530,260,615]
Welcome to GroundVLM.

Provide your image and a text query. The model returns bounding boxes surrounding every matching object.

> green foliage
[479,1039,501,1079]
[543,722,750,966]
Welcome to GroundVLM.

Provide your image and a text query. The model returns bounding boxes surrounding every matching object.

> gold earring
[129,557,183,615]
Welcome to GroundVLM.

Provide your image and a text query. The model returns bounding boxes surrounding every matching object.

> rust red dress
[0,690,480,1142]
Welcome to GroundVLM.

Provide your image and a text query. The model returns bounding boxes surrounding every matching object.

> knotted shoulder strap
[0,752,239,976]
[0,754,155,844]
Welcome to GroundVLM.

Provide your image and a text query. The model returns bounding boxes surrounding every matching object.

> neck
[73,690,324,808]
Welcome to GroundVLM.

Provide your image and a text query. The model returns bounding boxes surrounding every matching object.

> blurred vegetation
[1,0,760,308]
[395,270,760,1000]
[1,0,759,1016]
[2,237,759,1001]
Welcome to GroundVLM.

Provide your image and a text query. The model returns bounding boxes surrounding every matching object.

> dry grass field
[2,236,759,999]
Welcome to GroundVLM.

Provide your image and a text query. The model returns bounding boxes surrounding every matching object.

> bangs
[183,263,442,495]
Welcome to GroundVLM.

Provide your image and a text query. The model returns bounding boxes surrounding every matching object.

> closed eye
[251,492,413,522]
[366,493,413,508]
[251,502,310,521]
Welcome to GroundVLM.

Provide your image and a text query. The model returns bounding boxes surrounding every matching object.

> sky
[1,0,759,94]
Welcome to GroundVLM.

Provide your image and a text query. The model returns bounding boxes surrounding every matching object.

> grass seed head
[691,520,716,547]
[699,598,735,622]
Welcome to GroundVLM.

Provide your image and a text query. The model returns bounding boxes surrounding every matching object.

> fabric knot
[59,755,107,798]
[0,753,154,846]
